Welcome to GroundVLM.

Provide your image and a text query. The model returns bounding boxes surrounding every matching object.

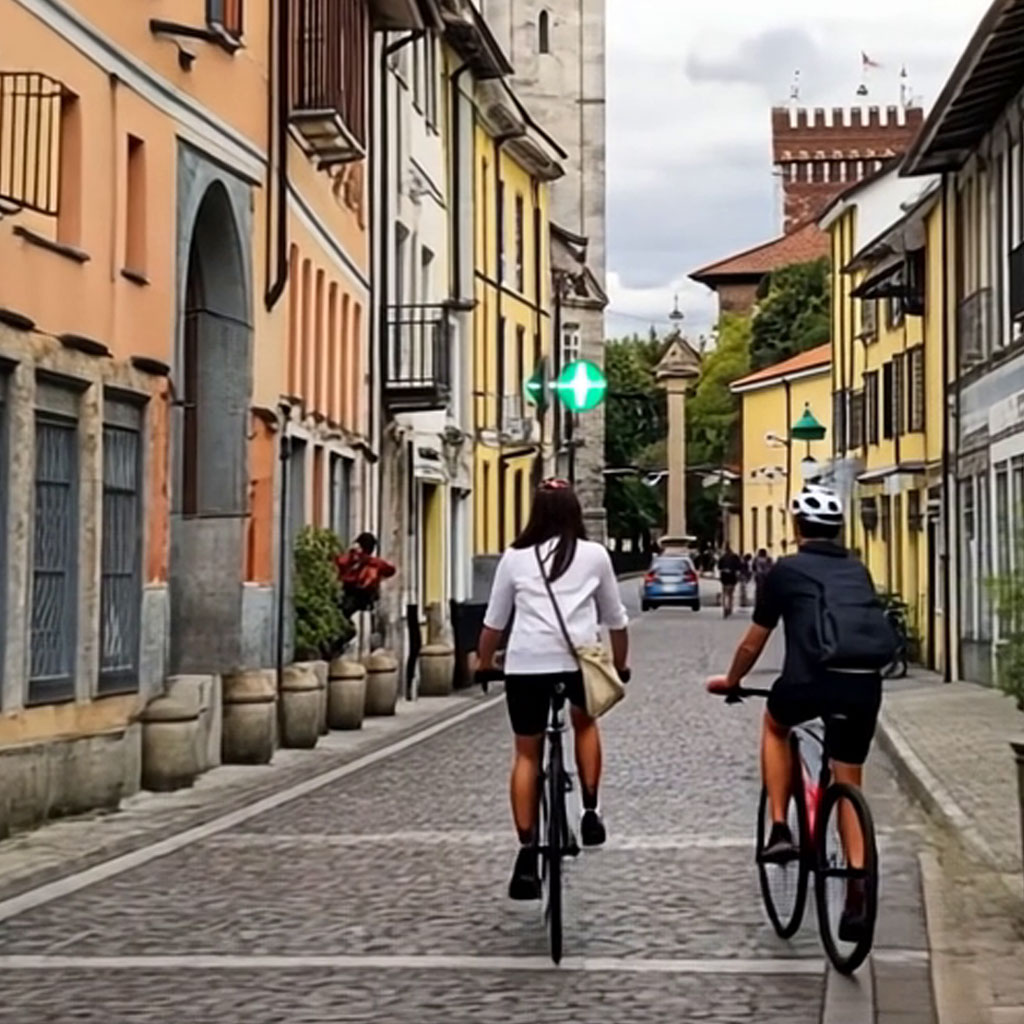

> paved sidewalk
[0,690,495,903]
[877,670,1024,1024]
[877,671,1023,883]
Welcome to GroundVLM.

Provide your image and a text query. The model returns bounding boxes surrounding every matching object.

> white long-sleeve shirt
[483,540,629,675]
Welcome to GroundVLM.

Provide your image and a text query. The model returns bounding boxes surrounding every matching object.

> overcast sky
[605,0,993,340]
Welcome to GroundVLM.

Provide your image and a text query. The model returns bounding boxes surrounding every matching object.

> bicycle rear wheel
[756,764,810,939]
[543,738,565,964]
[814,782,878,975]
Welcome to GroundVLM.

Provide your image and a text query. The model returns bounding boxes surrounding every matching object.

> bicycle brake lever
[724,691,745,705]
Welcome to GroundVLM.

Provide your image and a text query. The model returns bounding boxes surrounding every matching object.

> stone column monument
[655,332,701,541]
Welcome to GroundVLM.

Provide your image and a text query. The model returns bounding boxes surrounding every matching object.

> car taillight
[684,572,697,583]
[644,572,656,583]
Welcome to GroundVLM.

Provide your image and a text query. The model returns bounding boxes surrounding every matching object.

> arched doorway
[169,182,252,675]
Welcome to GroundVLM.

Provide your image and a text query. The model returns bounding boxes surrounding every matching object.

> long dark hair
[512,479,587,581]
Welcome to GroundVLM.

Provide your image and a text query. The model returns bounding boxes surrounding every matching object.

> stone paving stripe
[0,951,928,976]
[209,831,756,850]
[0,696,504,925]
[0,953,827,976]
[822,965,873,1024]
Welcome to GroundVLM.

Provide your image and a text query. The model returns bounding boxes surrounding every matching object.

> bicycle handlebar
[719,686,771,704]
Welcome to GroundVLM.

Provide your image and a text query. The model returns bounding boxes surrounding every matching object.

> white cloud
[606,0,993,334]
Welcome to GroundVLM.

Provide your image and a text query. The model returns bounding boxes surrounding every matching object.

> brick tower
[772,105,925,232]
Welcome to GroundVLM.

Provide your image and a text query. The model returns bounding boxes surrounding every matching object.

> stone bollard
[222,670,277,765]
[418,643,456,697]
[295,660,329,736]
[1013,740,1024,886]
[280,664,322,749]
[141,687,204,792]
[328,658,367,730]
[364,649,400,716]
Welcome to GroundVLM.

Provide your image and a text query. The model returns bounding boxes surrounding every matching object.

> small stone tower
[772,105,925,232]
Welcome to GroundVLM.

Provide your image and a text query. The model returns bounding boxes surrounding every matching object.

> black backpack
[790,555,898,671]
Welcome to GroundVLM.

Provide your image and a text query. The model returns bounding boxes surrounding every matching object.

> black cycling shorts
[505,671,586,736]
[767,672,883,765]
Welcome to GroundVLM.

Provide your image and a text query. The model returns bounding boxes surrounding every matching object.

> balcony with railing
[0,72,63,216]
[383,304,452,413]
[290,0,367,166]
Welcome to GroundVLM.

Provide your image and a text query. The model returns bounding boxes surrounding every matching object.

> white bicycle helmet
[791,484,844,526]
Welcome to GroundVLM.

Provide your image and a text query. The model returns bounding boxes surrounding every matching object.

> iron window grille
[29,412,78,704]
[908,347,925,433]
[99,401,143,695]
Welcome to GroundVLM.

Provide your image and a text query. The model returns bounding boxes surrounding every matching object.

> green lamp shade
[791,404,826,442]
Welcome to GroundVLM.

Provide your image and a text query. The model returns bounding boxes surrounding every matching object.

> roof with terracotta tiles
[729,343,832,392]
[690,220,829,285]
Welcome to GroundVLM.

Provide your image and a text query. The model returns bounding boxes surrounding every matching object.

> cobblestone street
[0,586,943,1023]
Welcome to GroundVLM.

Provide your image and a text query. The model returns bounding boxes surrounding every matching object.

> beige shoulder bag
[535,546,625,719]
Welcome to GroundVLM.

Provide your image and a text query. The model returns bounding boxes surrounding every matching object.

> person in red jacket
[336,533,396,615]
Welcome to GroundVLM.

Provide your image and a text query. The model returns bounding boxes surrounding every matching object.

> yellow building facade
[821,170,950,673]
[731,346,833,558]
[472,83,563,555]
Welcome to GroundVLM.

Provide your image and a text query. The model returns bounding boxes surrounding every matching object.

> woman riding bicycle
[476,479,630,901]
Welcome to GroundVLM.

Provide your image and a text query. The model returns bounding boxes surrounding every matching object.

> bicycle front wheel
[756,783,810,939]
[814,782,878,975]
[544,740,565,965]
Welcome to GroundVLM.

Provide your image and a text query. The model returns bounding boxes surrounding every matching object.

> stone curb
[0,690,501,906]
[875,707,1003,873]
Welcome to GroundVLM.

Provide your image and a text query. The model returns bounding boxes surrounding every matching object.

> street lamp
[791,403,826,484]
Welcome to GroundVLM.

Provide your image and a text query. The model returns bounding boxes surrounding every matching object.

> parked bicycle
[721,686,880,975]
[882,599,910,679]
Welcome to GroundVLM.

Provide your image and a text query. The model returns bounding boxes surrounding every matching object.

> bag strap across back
[535,545,582,669]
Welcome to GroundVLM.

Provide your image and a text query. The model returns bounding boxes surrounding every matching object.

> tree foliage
[750,258,830,370]
[604,335,667,540]
[294,527,354,660]
[604,336,667,469]
[987,529,1024,711]
[686,313,752,470]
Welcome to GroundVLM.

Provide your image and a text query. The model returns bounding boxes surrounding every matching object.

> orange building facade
[0,0,420,831]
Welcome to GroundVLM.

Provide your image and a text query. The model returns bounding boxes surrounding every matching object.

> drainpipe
[784,377,793,553]
[376,29,424,545]
[493,131,520,547]
[265,0,290,310]
[448,63,471,301]
[532,180,544,482]
[275,403,292,730]
[940,174,954,682]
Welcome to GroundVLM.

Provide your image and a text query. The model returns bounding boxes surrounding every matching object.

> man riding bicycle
[707,485,892,943]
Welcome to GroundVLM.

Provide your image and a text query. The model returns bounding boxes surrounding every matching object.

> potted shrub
[288,527,356,743]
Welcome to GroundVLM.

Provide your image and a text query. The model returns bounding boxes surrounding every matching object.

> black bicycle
[882,602,910,679]
[722,687,880,975]
[479,670,580,964]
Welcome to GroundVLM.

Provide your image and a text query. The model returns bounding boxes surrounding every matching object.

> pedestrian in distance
[335,532,396,618]
[753,547,773,605]
[717,543,743,618]
[740,553,754,608]
[476,479,631,901]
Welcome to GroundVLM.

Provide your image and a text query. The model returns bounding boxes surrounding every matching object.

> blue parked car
[641,555,701,612]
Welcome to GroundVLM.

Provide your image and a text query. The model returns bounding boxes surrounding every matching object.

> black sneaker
[508,846,541,901]
[580,809,607,848]
[761,822,799,864]
[838,879,869,944]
